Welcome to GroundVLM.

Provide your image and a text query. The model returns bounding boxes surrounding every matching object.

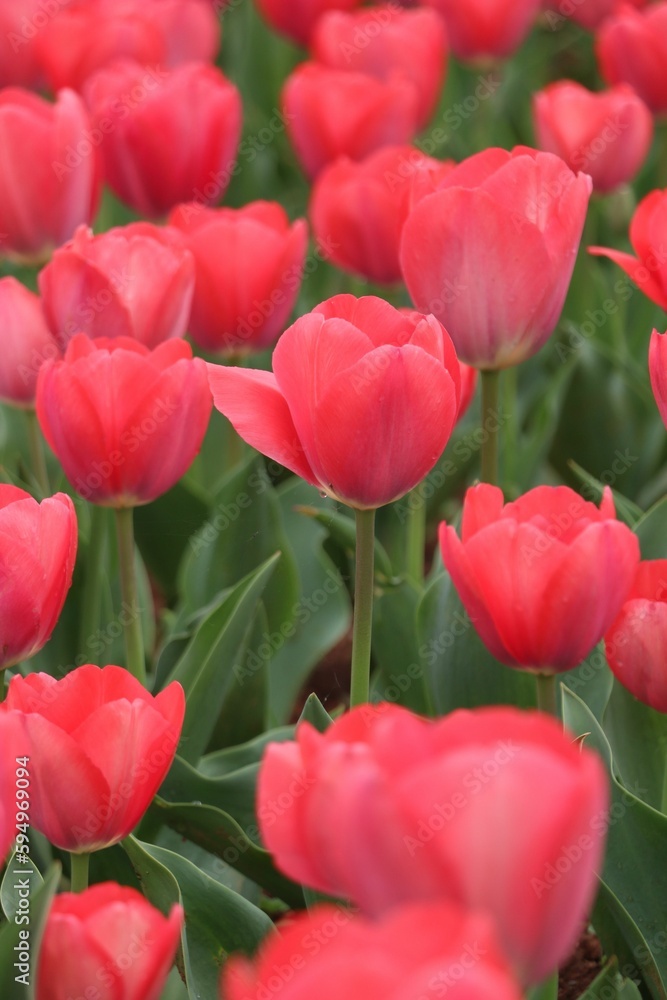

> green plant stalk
[350,508,377,707]
[480,369,500,486]
[536,673,559,718]
[25,409,49,497]
[79,505,108,664]
[114,506,146,686]
[70,851,90,893]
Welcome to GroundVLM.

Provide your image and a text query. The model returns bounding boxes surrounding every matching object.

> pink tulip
[400,146,592,368]
[650,329,667,428]
[257,703,609,985]
[533,81,652,193]
[282,63,421,178]
[38,223,195,350]
[597,2,667,114]
[420,0,542,60]
[590,192,667,310]
[168,201,308,354]
[0,88,101,263]
[0,278,60,407]
[37,882,183,1000]
[255,0,364,47]
[439,484,639,671]
[0,485,77,671]
[3,665,185,852]
[0,0,47,89]
[207,294,461,509]
[224,902,523,1000]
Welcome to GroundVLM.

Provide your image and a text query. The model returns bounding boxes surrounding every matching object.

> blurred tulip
[0,278,60,407]
[224,902,523,1000]
[439,483,639,671]
[312,5,448,128]
[36,335,212,507]
[604,559,667,712]
[589,190,667,309]
[533,81,652,193]
[542,0,646,31]
[84,59,242,217]
[4,665,185,852]
[38,223,194,350]
[0,712,30,864]
[401,146,592,368]
[208,294,461,509]
[0,485,77,671]
[37,882,183,1000]
[650,328,667,427]
[258,703,609,985]
[597,3,667,114]
[0,0,47,89]
[0,88,101,263]
[420,0,542,60]
[310,146,454,285]
[168,201,308,354]
[255,0,364,46]
[282,63,421,178]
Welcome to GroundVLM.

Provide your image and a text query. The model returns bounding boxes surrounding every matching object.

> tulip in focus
[0,88,101,263]
[310,146,454,285]
[533,81,652,194]
[207,294,461,509]
[597,3,667,115]
[255,0,364,47]
[312,5,448,128]
[0,712,29,864]
[257,703,609,984]
[168,201,308,354]
[605,559,667,712]
[36,335,212,507]
[224,902,523,1000]
[282,63,421,178]
[590,191,667,309]
[0,485,77,671]
[38,223,195,350]
[0,279,60,407]
[3,665,185,852]
[84,59,242,217]
[37,882,183,1000]
[401,147,592,368]
[421,0,542,61]
[439,484,639,671]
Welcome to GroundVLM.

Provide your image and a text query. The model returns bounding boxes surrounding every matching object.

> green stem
[480,369,500,486]
[350,508,377,708]
[79,506,107,664]
[25,410,49,497]
[0,670,6,703]
[114,506,146,685]
[661,758,667,816]
[404,489,425,587]
[70,852,90,893]
[536,673,559,718]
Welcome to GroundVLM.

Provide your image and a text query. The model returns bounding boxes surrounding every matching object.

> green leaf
[134,482,209,602]
[294,504,395,583]
[1,849,43,922]
[372,581,433,715]
[199,726,295,777]
[122,836,273,1000]
[593,882,663,1000]
[634,495,667,559]
[568,461,643,527]
[578,958,643,999]
[297,693,333,733]
[0,861,60,1000]
[603,680,667,811]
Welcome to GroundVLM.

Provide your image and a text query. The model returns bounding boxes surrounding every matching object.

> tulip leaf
[372,581,433,715]
[133,482,209,601]
[603,680,667,812]
[0,852,43,929]
[0,860,60,1000]
[593,881,663,1000]
[123,836,273,1000]
[568,461,643,527]
[162,554,280,763]
[577,958,643,999]
[199,726,295,777]
[562,688,667,999]
[295,503,396,582]
[633,495,667,559]
[297,693,333,733]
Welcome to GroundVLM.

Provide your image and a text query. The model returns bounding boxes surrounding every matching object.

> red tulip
[0,485,77,671]
[255,0,364,47]
[0,712,30,864]
[207,294,461,509]
[36,335,212,507]
[439,484,639,671]
[589,191,667,310]
[420,0,542,60]
[84,60,242,218]
[257,703,609,985]
[38,223,195,350]
[224,902,523,1000]
[168,201,308,354]
[3,665,185,852]
[311,5,448,129]
[281,63,421,178]
[597,2,667,114]
[0,0,47,89]
[310,146,454,285]
[37,882,183,1000]
[401,147,592,368]
[0,88,101,263]
[0,278,60,408]
[604,560,667,712]
[533,81,652,194]
[542,0,646,31]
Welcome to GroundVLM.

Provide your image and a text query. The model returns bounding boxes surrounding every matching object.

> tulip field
[3,0,667,998]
